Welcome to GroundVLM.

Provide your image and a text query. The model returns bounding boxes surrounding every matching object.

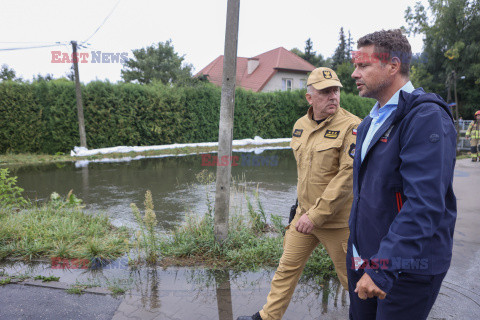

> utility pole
[71,41,87,148]
[452,70,460,154]
[452,70,460,123]
[214,0,240,243]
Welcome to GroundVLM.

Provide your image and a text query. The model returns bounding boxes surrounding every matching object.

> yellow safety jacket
[466,121,480,139]
[290,107,361,228]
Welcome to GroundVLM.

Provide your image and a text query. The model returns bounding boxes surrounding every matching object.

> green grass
[155,171,336,283]
[0,202,130,261]
[34,275,60,282]
[66,287,83,295]
[158,212,336,282]
[11,273,30,281]
[108,285,127,296]
[0,278,11,286]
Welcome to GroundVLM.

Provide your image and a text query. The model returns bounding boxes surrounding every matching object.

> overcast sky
[0,0,428,83]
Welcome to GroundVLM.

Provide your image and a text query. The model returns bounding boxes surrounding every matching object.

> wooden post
[214,0,240,243]
[71,41,87,148]
[453,70,460,154]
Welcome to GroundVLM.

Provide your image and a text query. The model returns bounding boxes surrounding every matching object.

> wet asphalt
[0,158,479,320]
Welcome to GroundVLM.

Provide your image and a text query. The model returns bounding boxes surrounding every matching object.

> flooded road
[2,155,479,319]
[10,149,297,230]
[1,261,348,319]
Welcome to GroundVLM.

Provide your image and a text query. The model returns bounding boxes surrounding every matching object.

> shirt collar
[369,81,415,119]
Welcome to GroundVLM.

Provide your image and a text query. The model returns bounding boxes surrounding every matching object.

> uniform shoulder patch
[348,143,356,159]
[324,130,340,139]
[292,129,303,137]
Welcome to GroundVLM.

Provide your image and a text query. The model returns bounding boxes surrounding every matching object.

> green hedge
[0,80,374,154]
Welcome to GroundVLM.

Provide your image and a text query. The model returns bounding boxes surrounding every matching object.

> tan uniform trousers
[259,214,349,320]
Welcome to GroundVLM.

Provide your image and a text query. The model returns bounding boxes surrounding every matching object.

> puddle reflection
[214,270,233,320]
[1,261,349,319]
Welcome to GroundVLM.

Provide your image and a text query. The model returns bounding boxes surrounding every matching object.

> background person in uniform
[466,110,480,161]
[348,29,457,320]
[237,67,361,320]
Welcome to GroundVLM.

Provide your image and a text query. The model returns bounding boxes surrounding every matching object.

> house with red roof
[195,47,315,92]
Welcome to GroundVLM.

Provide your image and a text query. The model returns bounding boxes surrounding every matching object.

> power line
[1,0,121,52]
[0,43,68,51]
[82,0,122,44]
[0,41,61,44]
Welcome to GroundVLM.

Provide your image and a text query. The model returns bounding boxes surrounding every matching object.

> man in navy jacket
[348,29,457,319]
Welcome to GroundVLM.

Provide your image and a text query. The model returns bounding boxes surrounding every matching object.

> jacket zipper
[395,192,403,213]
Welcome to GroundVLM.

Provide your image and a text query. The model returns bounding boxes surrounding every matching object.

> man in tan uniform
[237,67,361,320]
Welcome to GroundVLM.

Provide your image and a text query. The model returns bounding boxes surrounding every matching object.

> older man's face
[306,86,340,120]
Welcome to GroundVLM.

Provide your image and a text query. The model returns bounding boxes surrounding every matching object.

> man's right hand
[355,273,387,300]
[295,214,314,234]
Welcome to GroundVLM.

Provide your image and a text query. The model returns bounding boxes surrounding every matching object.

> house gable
[195,47,315,92]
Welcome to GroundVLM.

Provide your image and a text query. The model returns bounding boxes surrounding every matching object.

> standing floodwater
[9,150,297,230]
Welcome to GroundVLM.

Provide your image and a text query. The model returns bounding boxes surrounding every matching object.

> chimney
[247,58,259,75]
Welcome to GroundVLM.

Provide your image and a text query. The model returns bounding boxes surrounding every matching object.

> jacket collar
[307,106,340,129]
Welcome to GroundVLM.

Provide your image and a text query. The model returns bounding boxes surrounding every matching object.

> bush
[0,168,28,209]
[0,81,374,154]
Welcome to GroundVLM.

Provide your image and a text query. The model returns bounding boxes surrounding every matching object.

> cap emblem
[323,70,332,79]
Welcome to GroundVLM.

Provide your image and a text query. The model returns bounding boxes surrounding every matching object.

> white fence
[457,120,473,151]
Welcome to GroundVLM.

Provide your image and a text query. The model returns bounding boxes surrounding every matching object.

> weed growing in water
[34,275,60,282]
[130,190,159,264]
[270,214,286,236]
[49,190,84,210]
[195,169,216,218]
[245,185,268,232]
[73,279,101,289]
[109,285,126,296]
[66,287,83,295]
[106,278,131,297]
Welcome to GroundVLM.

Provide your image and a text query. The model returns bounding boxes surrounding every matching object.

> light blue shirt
[360,81,415,162]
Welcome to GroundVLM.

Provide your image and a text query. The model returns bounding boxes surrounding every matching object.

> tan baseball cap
[307,67,343,90]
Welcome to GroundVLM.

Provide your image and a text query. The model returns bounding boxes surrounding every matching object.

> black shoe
[236,312,262,320]
[472,158,477,162]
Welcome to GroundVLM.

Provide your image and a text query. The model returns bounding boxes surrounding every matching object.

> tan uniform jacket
[466,121,480,139]
[290,106,361,228]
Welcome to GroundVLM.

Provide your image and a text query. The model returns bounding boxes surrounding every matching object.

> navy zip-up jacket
[348,87,457,293]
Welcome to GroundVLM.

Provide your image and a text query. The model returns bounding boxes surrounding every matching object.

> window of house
[300,79,307,88]
[282,78,293,91]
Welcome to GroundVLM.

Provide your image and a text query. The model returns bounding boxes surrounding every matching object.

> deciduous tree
[404,0,480,118]
[121,40,192,85]
[0,64,17,82]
